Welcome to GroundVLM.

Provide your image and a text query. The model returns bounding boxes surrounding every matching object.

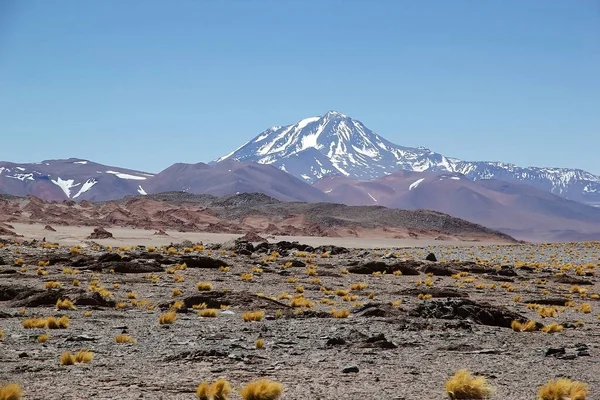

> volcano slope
[0,238,599,399]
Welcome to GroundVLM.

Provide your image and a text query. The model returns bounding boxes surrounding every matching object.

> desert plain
[1,219,599,400]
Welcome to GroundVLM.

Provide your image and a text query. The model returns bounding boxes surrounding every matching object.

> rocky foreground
[0,238,599,399]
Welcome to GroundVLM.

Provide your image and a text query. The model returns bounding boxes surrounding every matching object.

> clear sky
[0,1,598,174]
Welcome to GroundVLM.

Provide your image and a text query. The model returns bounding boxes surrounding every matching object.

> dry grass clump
[331,309,350,318]
[349,282,367,291]
[44,281,62,289]
[37,333,49,343]
[289,296,313,308]
[511,320,539,332]
[126,292,137,299]
[335,289,349,296]
[241,273,253,281]
[0,329,4,340]
[172,289,182,297]
[541,322,564,333]
[159,311,177,325]
[445,369,493,399]
[47,316,70,329]
[242,311,265,322]
[0,383,23,400]
[22,318,48,329]
[579,303,592,313]
[74,350,94,364]
[115,334,136,344]
[196,282,213,291]
[195,379,232,400]
[169,300,185,310]
[537,378,589,400]
[240,379,284,400]
[537,306,557,318]
[56,299,76,310]
[199,309,218,318]
[60,351,75,365]
[256,338,265,349]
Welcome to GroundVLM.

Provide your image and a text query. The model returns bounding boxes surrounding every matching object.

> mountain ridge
[216,111,600,205]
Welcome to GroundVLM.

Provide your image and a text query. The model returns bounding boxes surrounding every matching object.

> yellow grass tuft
[0,383,23,400]
[56,298,76,310]
[331,309,350,318]
[47,316,70,329]
[37,333,49,343]
[511,320,538,332]
[0,329,3,340]
[541,322,564,333]
[84,311,92,317]
[579,303,592,313]
[172,289,182,297]
[159,311,177,325]
[22,318,48,329]
[445,369,493,399]
[193,303,207,310]
[538,378,589,400]
[255,338,265,349]
[241,273,253,281]
[289,296,313,308]
[240,379,284,400]
[242,311,265,322]
[537,306,557,318]
[349,282,367,291]
[196,382,211,400]
[196,282,213,291]
[74,350,94,364]
[418,293,433,300]
[335,289,349,296]
[199,309,218,318]
[169,300,185,310]
[44,281,62,289]
[126,292,137,299]
[60,351,75,365]
[115,334,136,344]
[211,379,232,400]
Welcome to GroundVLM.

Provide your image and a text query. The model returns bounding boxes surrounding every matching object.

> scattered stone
[153,229,169,236]
[180,256,229,269]
[326,337,346,346]
[409,299,526,328]
[87,227,113,239]
[111,261,164,274]
[240,231,267,242]
[342,365,359,373]
[44,225,57,232]
[9,289,65,308]
[348,261,420,275]
[75,292,116,307]
[425,252,437,262]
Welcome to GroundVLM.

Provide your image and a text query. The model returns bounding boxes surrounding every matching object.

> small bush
[242,311,265,322]
[74,350,94,364]
[0,383,23,400]
[199,309,218,318]
[159,311,177,325]
[197,282,213,291]
[60,351,75,366]
[541,322,564,333]
[44,281,62,289]
[240,379,283,400]
[538,378,589,400]
[56,299,76,310]
[115,334,136,344]
[445,369,493,399]
[511,320,539,332]
[331,309,350,318]
[37,333,49,343]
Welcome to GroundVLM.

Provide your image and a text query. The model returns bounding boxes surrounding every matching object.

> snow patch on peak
[74,161,88,165]
[51,177,79,198]
[409,178,425,190]
[137,185,147,195]
[105,170,147,180]
[73,179,97,199]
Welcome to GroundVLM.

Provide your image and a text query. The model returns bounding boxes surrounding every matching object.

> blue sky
[0,1,598,174]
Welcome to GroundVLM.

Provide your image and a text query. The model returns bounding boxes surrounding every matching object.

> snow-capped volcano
[216,111,600,204]
[217,111,457,183]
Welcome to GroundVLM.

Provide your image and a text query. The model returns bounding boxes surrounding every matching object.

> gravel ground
[1,239,599,400]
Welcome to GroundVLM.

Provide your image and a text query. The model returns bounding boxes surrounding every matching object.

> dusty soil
[1,237,599,400]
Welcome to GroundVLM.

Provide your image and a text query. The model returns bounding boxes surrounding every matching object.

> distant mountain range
[217,111,600,206]
[1,111,599,242]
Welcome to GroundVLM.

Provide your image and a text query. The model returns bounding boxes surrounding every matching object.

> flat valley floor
[1,226,599,399]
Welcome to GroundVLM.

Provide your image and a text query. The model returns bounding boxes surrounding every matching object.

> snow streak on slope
[215,111,600,204]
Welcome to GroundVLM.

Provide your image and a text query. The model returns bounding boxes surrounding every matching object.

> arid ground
[1,226,599,400]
